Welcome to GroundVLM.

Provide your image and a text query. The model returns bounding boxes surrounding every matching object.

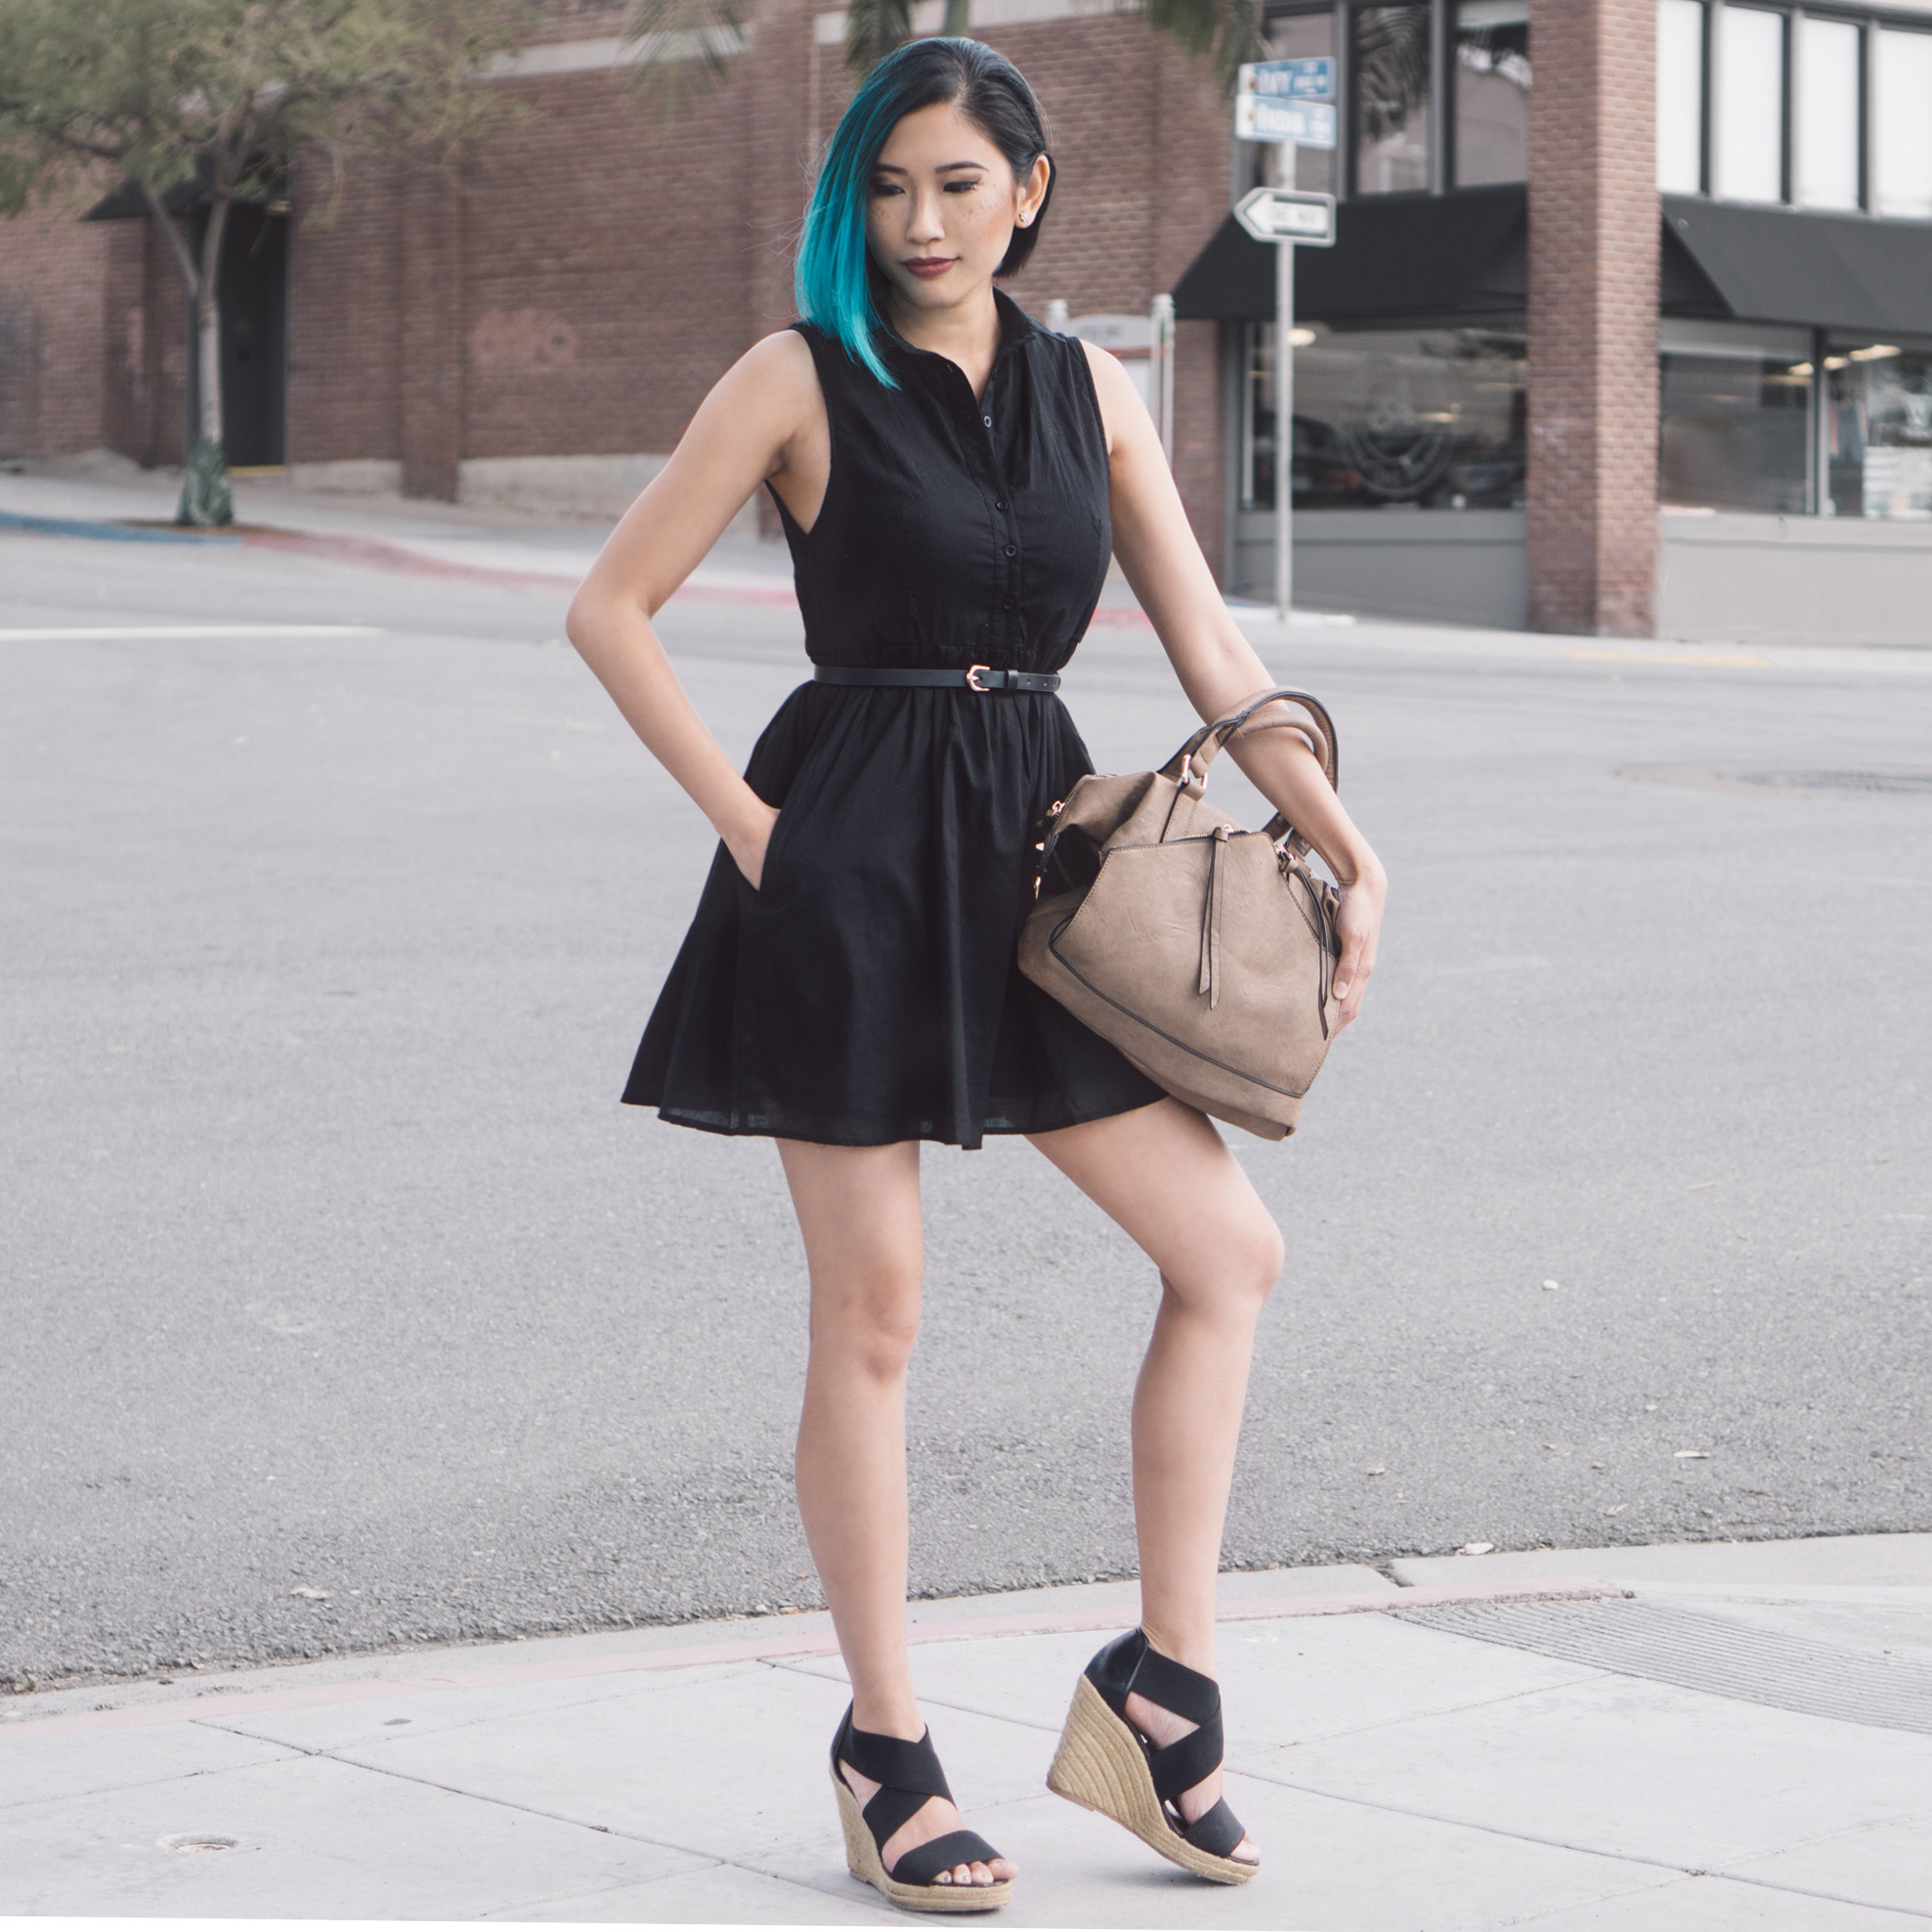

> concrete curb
[0,1578,1620,1743]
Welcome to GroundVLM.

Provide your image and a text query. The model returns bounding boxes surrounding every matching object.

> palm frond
[844,0,914,78]
[621,0,751,126]
[1143,0,1267,95]
[1354,5,1431,143]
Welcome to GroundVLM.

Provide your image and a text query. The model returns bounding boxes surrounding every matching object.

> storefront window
[1454,0,1529,186]
[1795,17,1861,211]
[1239,323,1282,513]
[1658,342,1812,513]
[1262,9,1336,196]
[1713,6,1784,203]
[1353,6,1433,194]
[1656,0,1705,193]
[1874,28,1932,219]
[1825,344,1932,519]
[1242,322,1525,510]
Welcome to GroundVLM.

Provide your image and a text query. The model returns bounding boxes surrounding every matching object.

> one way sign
[1232,187,1337,247]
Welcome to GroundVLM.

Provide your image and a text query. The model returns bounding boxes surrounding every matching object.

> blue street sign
[1235,96,1338,149]
[1237,57,1335,101]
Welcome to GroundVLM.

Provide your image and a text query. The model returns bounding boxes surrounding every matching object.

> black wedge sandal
[830,1705,1012,1913]
[1046,1628,1258,1884]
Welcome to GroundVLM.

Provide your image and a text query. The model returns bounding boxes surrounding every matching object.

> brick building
[5,0,1932,642]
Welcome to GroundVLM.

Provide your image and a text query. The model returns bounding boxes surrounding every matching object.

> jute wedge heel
[831,1706,1012,1913]
[1046,1629,1258,1885]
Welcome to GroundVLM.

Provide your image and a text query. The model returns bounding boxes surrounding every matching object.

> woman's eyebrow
[871,160,988,174]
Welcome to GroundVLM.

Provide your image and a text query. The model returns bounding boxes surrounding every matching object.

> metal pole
[1274,236,1295,623]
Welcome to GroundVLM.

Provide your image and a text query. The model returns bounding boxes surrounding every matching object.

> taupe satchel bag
[1018,687,1342,1141]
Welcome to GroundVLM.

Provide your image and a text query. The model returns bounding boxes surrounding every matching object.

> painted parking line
[1564,647,1769,668]
[0,624,385,640]
[0,508,238,544]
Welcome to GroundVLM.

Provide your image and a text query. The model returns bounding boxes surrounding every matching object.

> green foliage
[619,0,752,125]
[0,0,537,222]
[843,0,914,78]
[1142,0,1268,96]
[1353,5,1430,142]
[839,0,970,80]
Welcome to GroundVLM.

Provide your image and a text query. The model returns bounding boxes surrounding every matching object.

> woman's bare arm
[565,331,827,889]
[1082,341,1387,1022]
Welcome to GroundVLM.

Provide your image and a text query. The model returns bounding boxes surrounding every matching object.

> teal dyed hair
[795,38,1053,389]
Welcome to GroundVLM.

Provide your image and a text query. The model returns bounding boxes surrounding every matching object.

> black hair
[797,38,1056,382]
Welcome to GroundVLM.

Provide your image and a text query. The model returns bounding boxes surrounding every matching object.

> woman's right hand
[723,797,781,891]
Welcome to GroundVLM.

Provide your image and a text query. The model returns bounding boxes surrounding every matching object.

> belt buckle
[966,664,993,693]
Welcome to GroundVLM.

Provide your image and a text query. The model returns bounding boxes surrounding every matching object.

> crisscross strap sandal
[830,1704,1012,1913]
[1046,1628,1258,1884]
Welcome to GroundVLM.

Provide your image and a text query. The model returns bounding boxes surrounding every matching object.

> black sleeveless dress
[623,291,1166,1149]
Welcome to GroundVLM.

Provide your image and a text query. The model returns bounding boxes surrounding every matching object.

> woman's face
[866,101,1051,322]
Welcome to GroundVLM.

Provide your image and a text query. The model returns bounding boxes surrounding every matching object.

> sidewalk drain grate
[1393,1598,1932,1736]
[1619,763,1932,797]
[1729,767,1932,795]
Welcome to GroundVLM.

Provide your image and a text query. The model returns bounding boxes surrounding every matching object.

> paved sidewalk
[0,458,1358,630]
[2,1535,1929,1928]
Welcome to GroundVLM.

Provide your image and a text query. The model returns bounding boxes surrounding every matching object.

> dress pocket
[749,807,790,894]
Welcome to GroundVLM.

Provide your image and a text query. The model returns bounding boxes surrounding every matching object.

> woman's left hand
[1330,862,1386,1031]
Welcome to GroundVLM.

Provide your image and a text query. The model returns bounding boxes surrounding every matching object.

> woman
[567,37,1385,1911]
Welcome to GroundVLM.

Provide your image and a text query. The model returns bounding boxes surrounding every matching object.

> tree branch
[139,175,202,297]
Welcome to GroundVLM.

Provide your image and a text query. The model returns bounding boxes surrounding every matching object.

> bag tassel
[1197,824,1228,1009]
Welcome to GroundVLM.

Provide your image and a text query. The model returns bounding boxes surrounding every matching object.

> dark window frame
[1664,0,1932,220]
[1261,0,1532,199]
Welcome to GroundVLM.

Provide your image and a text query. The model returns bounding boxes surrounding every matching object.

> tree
[0,0,534,524]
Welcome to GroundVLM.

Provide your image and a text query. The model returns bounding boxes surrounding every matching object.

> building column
[400,164,462,501]
[1525,0,1658,634]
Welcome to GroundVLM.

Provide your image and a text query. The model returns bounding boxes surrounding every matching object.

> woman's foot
[1123,1688,1259,1867]
[837,1756,1018,1889]
[1047,1629,1258,1884]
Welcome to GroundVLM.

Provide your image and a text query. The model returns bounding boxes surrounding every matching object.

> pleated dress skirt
[623,677,1165,1149]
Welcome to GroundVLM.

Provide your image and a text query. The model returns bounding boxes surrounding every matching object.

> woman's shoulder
[711,326,824,414]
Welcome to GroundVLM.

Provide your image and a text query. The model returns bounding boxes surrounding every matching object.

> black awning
[1173,184,1526,324]
[84,176,208,222]
[1662,195,1932,336]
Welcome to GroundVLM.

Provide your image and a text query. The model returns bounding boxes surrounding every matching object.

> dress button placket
[980,388,1014,651]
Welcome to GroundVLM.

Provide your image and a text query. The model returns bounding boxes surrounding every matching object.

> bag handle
[1159,686,1339,855]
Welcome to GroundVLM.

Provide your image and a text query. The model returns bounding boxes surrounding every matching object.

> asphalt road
[3,526,1928,1688]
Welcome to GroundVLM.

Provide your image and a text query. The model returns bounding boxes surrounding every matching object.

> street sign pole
[1275,236,1294,623]
[1233,60,1335,628]
[1231,183,1334,625]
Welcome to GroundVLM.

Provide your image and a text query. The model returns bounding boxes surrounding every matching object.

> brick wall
[1524,0,1659,635]
[0,199,111,458]
[287,155,408,466]
[0,0,1232,562]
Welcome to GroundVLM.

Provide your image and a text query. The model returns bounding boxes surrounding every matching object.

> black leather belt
[812,665,1061,694]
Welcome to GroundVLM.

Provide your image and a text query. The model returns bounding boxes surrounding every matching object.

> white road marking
[0,623,385,640]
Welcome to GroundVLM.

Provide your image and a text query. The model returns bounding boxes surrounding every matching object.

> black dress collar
[875,286,1040,379]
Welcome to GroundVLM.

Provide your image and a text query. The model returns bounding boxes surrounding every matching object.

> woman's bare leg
[780,1137,1014,1889]
[1029,1098,1283,1865]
